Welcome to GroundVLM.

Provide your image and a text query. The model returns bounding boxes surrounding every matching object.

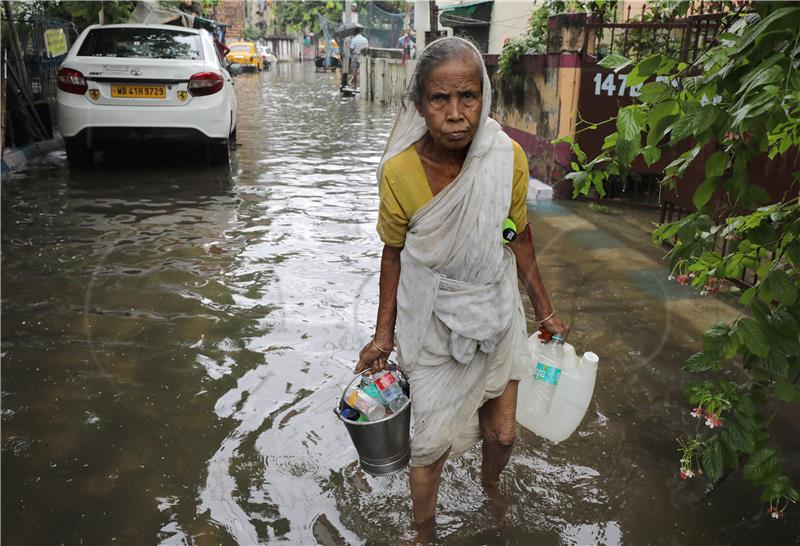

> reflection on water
[2,64,798,545]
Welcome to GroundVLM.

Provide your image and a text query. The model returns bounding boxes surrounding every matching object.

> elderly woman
[355,37,569,528]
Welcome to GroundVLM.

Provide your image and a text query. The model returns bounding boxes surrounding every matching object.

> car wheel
[207,138,230,166]
[65,137,94,168]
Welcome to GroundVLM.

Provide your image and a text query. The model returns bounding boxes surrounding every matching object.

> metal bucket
[335,372,411,477]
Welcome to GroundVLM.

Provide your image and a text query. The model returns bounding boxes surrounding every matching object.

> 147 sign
[593,72,644,98]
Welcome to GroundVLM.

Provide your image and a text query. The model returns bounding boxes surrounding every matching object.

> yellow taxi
[226,41,263,71]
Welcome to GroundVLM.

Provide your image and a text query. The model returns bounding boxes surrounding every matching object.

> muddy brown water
[2,64,798,545]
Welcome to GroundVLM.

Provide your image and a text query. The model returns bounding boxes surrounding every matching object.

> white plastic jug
[516,334,598,443]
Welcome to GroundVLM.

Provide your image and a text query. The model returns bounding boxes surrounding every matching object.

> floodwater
[2,64,798,545]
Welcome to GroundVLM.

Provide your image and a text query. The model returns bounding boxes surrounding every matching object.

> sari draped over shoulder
[377,39,530,466]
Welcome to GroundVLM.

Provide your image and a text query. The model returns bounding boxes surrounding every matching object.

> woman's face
[416,55,482,153]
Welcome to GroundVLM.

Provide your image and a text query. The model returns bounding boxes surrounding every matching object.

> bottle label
[362,383,383,401]
[534,362,561,385]
[347,390,372,414]
[375,372,396,392]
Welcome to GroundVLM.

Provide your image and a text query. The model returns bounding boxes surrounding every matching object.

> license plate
[110,84,166,99]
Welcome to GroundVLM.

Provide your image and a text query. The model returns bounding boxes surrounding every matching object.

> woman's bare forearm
[510,224,553,319]
[374,245,402,347]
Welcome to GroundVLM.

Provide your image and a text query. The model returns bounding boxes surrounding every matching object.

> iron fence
[3,15,75,104]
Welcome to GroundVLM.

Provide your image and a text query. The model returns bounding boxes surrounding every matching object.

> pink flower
[705,413,722,429]
[679,468,695,480]
[690,407,704,419]
[768,507,784,519]
[676,274,689,285]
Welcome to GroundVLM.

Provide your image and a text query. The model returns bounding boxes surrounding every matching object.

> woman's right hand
[354,338,393,374]
[541,314,570,342]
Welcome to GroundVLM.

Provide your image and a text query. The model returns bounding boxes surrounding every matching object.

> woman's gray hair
[407,36,485,106]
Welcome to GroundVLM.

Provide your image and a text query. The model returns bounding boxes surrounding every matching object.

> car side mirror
[228,63,244,76]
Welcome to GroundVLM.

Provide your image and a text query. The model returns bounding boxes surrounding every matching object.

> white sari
[377,38,530,466]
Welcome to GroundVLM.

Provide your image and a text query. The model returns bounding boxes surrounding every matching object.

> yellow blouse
[377,140,529,248]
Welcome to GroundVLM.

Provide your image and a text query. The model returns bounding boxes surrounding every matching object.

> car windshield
[77,28,204,60]
[230,44,251,52]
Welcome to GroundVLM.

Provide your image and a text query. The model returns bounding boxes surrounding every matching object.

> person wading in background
[349,27,369,90]
[354,37,569,541]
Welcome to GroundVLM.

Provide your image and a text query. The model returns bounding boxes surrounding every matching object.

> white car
[56,24,238,166]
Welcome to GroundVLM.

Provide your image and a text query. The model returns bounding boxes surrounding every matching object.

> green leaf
[739,286,757,305]
[635,54,663,78]
[763,270,798,306]
[774,380,800,402]
[616,106,646,141]
[669,115,695,145]
[693,177,718,209]
[737,318,771,358]
[616,138,640,165]
[764,350,790,379]
[638,82,671,103]
[642,145,661,166]
[770,308,799,339]
[683,351,718,372]
[626,54,662,87]
[652,220,681,244]
[601,132,618,151]
[692,105,719,136]
[599,54,633,71]
[746,184,772,206]
[730,7,800,54]
[591,172,607,198]
[648,100,678,127]
[705,151,728,179]
[743,447,778,482]
[703,324,730,355]
[656,56,678,75]
[648,113,678,147]
[722,420,755,453]
[568,170,590,198]
[702,439,724,482]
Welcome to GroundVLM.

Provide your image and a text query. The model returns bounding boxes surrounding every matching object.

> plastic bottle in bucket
[374,370,409,413]
[345,386,386,421]
[341,406,368,422]
[360,371,385,403]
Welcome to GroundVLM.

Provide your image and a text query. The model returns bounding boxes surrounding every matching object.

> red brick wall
[219,0,246,42]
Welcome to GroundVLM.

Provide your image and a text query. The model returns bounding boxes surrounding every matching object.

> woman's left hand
[541,314,570,341]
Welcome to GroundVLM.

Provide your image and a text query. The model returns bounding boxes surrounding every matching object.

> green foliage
[497,2,551,76]
[274,0,343,34]
[498,0,616,76]
[567,2,800,515]
[9,1,135,30]
[244,24,265,42]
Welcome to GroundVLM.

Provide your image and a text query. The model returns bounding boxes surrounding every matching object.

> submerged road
[2,63,798,545]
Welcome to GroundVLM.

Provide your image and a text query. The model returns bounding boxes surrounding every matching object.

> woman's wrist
[372,330,394,351]
[535,308,555,324]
